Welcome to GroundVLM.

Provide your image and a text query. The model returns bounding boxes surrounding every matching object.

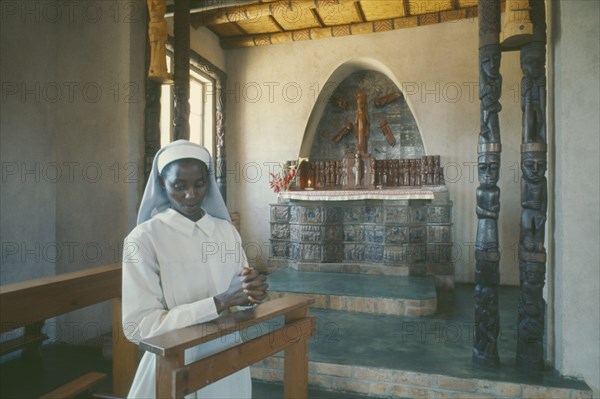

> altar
[269,187,454,288]
[267,70,454,288]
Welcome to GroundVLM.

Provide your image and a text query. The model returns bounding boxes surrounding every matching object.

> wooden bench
[39,372,107,399]
[141,295,315,399]
[0,264,138,398]
[0,320,47,359]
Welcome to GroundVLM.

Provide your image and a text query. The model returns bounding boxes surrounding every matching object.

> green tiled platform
[268,268,437,316]
[252,284,593,399]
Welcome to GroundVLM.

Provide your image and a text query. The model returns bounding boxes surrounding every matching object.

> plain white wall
[166,22,226,72]
[0,0,146,343]
[1,1,58,285]
[225,18,524,284]
[552,0,600,395]
[51,0,147,342]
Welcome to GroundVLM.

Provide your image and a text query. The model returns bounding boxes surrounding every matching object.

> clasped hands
[214,267,269,313]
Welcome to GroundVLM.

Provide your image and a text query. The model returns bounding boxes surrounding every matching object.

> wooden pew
[0,264,138,398]
[39,372,107,399]
[141,295,315,399]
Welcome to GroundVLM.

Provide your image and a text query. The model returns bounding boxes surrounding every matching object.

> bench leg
[284,308,309,399]
[23,321,45,361]
[112,298,138,397]
[284,339,309,399]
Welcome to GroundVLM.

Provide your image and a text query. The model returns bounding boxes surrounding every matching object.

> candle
[305,179,314,190]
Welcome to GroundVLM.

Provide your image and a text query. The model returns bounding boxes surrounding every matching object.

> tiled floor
[253,283,592,397]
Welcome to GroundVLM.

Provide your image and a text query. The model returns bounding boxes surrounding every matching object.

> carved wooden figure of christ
[355,90,369,154]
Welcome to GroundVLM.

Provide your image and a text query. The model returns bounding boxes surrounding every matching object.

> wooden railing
[141,295,315,399]
[0,263,138,398]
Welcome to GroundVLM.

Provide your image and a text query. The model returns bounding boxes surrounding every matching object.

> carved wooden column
[173,0,190,140]
[516,0,547,371]
[215,78,227,202]
[147,0,171,84]
[473,0,502,368]
[144,5,161,182]
[144,80,162,182]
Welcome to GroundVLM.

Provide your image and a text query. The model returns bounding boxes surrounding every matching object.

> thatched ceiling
[168,0,493,49]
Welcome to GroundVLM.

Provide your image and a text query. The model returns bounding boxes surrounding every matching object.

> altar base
[269,187,454,289]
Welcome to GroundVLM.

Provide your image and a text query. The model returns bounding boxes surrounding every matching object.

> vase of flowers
[269,161,298,193]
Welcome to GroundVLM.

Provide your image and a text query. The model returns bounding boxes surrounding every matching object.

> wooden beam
[220,6,477,48]
[354,1,366,23]
[402,0,411,17]
[269,15,285,32]
[191,0,356,27]
[311,8,325,28]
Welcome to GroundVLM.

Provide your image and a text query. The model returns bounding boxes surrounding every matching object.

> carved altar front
[269,188,454,289]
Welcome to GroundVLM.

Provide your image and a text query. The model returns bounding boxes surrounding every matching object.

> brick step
[267,269,437,316]
[252,359,592,399]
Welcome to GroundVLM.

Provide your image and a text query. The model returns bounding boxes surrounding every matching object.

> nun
[122,140,268,398]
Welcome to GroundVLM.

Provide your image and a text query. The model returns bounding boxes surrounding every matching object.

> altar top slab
[277,187,448,202]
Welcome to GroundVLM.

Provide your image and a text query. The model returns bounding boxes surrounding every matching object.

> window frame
[145,39,228,201]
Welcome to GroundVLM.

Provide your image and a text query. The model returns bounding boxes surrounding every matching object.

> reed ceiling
[169,0,498,49]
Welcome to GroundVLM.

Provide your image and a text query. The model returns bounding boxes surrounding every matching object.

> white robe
[122,209,252,399]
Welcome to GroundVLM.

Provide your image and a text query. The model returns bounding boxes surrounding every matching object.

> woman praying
[122,140,268,398]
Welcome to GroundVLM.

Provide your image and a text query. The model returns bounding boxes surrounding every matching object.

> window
[160,52,214,155]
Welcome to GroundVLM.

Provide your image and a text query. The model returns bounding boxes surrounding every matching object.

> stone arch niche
[271,60,454,289]
[306,70,425,162]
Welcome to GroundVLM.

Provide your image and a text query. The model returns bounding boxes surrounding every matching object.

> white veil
[136,140,231,225]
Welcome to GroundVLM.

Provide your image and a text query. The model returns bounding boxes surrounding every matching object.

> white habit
[122,208,252,399]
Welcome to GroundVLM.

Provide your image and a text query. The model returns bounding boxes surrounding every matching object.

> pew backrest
[0,263,137,397]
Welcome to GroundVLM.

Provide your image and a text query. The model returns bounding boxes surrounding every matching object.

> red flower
[269,163,297,193]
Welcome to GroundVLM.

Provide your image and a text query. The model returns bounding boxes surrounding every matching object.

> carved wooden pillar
[215,78,227,202]
[474,0,502,368]
[144,81,162,182]
[517,0,547,371]
[144,9,161,182]
[147,0,171,83]
[173,0,190,140]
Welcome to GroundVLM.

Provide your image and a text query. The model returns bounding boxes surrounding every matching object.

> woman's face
[159,159,209,221]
